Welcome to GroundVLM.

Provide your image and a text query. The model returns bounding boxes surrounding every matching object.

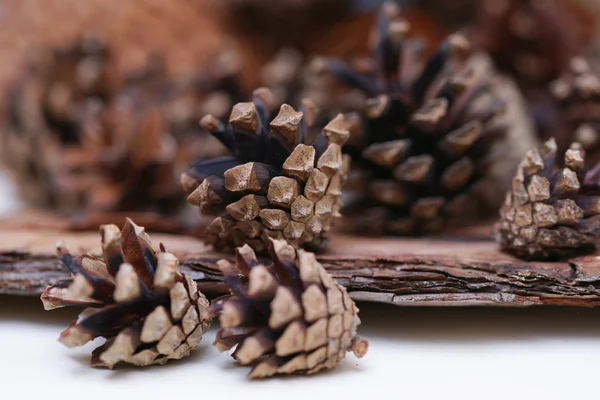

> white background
[1,170,599,400]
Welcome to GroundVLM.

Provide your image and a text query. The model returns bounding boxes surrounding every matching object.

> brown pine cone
[469,0,597,91]
[41,219,212,368]
[317,2,534,235]
[495,138,600,260]
[212,239,368,379]
[181,87,352,252]
[0,36,238,214]
[549,57,600,165]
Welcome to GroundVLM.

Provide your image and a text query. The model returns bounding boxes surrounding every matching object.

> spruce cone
[182,88,351,252]
[549,58,600,165]
[212,239,368,379]
[495,139,600,260]
[320,3,529,235]
[0,36,235,214]
[41,219,212,368]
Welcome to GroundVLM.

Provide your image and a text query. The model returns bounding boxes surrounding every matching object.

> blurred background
[0,0,598,230]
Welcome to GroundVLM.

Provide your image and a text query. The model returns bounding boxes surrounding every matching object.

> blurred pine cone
[181,88,352,252]
[41,219,212,367]
[470,0,597,92]
[215,0,352,53]
[495,139,600,260]
[217,1,451,95]
[0,0,226,90]
[549,57,600,165]
[0,36,240,214]
[212,239,368,379]
[318,2,535,235]
[413,0,477,30]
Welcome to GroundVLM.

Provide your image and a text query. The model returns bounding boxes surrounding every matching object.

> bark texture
[2,220,600,307]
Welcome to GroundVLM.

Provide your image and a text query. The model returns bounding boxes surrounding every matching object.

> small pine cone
[549,58,600,165]
[470,0,596,88]
[318,3,533,235]
[182,87,352,252]
[212,239,368,379]
[40,219,211,368]
[0,36,235,214]
[495,138,600,260]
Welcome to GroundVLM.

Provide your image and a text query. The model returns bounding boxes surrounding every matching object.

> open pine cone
[0,36,234,214]
[495,138,600,260]
[319,2,533,235]
[549,57,600,165]
[181,87,351,252]
[212,239,368,379]
[41,219,211,368]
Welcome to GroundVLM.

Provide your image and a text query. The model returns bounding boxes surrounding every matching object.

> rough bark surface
[2,218,600,306]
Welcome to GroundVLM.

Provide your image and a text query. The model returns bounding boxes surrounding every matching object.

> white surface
[0,170,22,215]
[1,170,599,400]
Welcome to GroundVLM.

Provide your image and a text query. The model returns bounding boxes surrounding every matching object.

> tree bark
[2,219,600,307]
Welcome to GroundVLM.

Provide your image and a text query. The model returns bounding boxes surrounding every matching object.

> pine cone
[181,87,351,252]
[319,3,530,235]
[495,138,600,260]
[549,57,600,165]
[470,0,596,90]
[40,219,212,368]
[212,239,368,379]
[0,36,236,214]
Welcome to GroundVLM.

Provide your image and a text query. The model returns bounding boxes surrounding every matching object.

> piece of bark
[2,220,600,307]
